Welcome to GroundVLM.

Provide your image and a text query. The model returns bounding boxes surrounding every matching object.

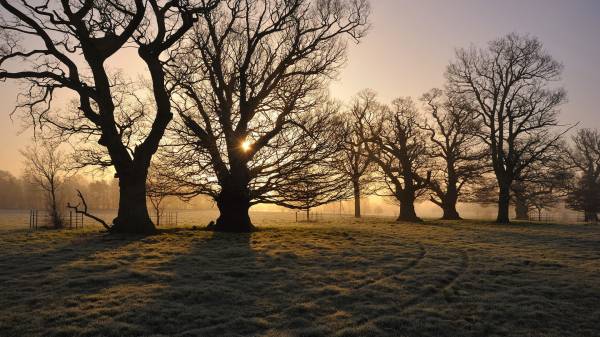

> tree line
[0,168,119,211]
[1,1,597,234]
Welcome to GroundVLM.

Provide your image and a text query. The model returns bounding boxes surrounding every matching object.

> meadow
[0,214,599,337]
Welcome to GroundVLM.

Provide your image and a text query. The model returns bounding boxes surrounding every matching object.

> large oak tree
[421,88,487,220]
[360,95,431,222]
[340,90,378,218]
[446,33,568,223]
[0,0,217,233]
[164,0,370,232]
[566,129,600,222]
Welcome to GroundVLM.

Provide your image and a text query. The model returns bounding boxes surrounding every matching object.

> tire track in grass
[343,247,471,332]
[396,248,470,312]
[284,234,425,310]
[353,241,427,290]
[290,235,430,332]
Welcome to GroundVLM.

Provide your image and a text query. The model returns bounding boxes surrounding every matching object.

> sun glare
[241,140,252,152]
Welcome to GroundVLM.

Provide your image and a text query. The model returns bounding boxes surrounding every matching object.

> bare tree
[163,99,354,229]
[0,170,24,209]
[0,1,217,233]
[421,88,487,220]
[512,143,571,220]
[341,90,378,218]
[360,95,431,222]
[21,142,71,229]
[146,165,174,227]
[164,0,370,232]
[566,129,600,222]
[446,33,569,223]
[276,160,351,222]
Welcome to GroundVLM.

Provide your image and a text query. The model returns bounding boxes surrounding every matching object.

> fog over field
[0,1,599,336]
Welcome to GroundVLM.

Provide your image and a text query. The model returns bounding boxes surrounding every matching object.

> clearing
[0,217,599,337]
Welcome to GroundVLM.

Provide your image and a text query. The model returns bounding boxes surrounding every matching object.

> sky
[1,0,599,176]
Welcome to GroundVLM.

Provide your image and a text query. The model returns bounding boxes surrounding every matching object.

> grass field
[0,216,599,337]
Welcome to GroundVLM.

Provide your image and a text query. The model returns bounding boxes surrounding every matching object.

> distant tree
[447,33,569,223]
[512,143,572,220]
[0,1,218,233]
[360,96,431,222]
[164,0,370,232]
[421,88,487,220]
[342,90,379,218]
[0,171,23,209]
[276,162,351,222]
[21,142,71,229]
[146,165,175,227]
[566,129,600,222]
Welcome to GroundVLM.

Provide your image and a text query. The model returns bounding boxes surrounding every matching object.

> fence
[29,209,39,230]
[67,211,85,229]
[527,214,555,222]
[152,211,178,227]
[295,210,345,222]
[27,209,86,230]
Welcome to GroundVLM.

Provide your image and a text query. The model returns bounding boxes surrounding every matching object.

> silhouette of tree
[162,99,353,230]
[146,164,176,227]
[0,171,24,209]
[21,142,71,229]
[359,95,431,222]
[164,0,370,232]
[0,0,218,233]
[275,159,351,222]
[341,90,378,218]
[421,88,487,220]
[446,33,569,223]
[511,143,571,220]
[566,129,600,222]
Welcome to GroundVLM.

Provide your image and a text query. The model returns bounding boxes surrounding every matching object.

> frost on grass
[0,218,599,337]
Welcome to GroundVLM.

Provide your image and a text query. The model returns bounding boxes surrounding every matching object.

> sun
[241,139,252,152]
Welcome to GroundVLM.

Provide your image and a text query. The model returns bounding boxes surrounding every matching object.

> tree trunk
[514,193,529,220]
[306,208,310,222]
[397,202,421,222]
[112,173,155,234]
[496,182,511,223]
[49,185,62,229]
[440,189,461,220]
[396,192,421,222]
[353,179,361,218]
[441,202,461,220]
[213,184,255,232]
[155,207,160,227]
[585,211,598,223]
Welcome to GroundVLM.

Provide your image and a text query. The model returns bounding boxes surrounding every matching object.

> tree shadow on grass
[131,229,288,336]
[3,226,599,337]
[132,227,470,337]
[0,229,156,336]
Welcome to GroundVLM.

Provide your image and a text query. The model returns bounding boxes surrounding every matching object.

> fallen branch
[67,189,112,231]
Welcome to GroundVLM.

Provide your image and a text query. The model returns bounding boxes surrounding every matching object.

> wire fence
[151,211,179,227]
[27,209,87,230]
[0,208,598,232]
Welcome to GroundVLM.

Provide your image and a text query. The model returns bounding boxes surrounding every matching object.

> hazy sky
[1,0,599,175]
